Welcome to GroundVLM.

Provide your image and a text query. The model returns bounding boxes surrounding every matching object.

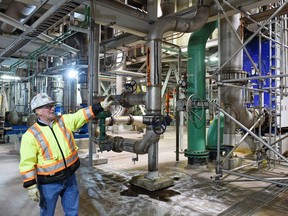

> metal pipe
[214,0,258,71]
[102,1,210,174]
[221,86,262,129]
[145,1,210,171]
[228,161,259,172]
[222,169,288,187]
[112,126,159,154]
[214,0,288,75]
[148,3,210,40]
[219,83,267,93]
[109,69,146,77]
[185,20,217,166]
[175,85,180,161]
[215,105,288,163]
[125,93,146,106]
[216,8,222,175]
[221,73,288,83]
[220,114,265,166]
[161,41,184,159]
[263,134,288,151]
[88,0,99,167]
[207,112,224,151]
[105,115,145,129]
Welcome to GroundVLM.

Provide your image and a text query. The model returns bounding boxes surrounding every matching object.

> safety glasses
[40,104,55,110]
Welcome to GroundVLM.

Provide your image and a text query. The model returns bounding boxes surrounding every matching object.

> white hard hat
[31,93,55,111]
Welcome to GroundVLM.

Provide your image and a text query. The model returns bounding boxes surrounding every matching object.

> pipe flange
[184,149,210,158]
[221,70,248,83]
[127,114,134,125]
[107,117,114,126]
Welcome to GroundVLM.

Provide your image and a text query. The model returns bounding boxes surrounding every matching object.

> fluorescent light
[209,56,218,62]
[1,75,20,80]
[67,69,78,78]
[181,47,187,52]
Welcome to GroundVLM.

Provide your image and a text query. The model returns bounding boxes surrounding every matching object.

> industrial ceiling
[0,0,283,80]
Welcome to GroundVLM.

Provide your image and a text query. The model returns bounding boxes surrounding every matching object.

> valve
[99,139,114,152]
[152,115,167,135]
[143,114,172,135]
[176,98,187,111]
[95,111,112,152]
[124,80,137,93]
[96,111,111,142]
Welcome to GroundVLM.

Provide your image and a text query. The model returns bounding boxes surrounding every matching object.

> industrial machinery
[0,0,288,191]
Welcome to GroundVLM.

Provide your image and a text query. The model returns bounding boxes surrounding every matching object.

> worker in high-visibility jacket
[19,93,113,216]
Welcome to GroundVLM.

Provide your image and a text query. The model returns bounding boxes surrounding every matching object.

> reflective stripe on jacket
[19,106,95,185]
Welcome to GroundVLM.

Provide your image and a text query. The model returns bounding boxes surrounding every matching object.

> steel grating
[218,182,288,216]
[0,1,80,58]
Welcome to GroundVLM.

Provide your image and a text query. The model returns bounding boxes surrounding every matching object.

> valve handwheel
[124,80,137,93]
[152,115,167,135]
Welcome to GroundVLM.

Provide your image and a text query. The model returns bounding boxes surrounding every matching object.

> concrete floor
[1,126,288,216]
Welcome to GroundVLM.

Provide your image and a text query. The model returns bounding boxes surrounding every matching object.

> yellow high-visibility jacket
[19,105,99,187]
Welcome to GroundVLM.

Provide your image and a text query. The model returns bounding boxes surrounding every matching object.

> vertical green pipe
[185,21,217,166]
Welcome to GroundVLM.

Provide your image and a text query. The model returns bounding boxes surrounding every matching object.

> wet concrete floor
[2,127,288,216]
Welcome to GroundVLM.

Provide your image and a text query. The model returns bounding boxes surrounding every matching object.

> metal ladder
[268,1,287,161]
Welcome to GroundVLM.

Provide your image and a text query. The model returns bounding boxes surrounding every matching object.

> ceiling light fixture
[1,75,21,80]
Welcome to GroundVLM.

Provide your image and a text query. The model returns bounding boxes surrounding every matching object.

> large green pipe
[207,113,224,151]
[185,21,217,166]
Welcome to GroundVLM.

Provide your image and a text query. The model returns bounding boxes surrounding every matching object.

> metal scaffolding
[210,0,288,187]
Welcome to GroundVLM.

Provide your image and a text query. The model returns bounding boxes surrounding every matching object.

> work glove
[27,184,40,202]
[100,95,114,110]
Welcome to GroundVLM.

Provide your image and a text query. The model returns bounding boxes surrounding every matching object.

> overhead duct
[0,1,36,33]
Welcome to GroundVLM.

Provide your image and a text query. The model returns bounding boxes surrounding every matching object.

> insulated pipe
[185,20,217,166]
[219,14,261,145]
[105,115,145,129]
[220,14,242,70]
[148,4,210,40]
